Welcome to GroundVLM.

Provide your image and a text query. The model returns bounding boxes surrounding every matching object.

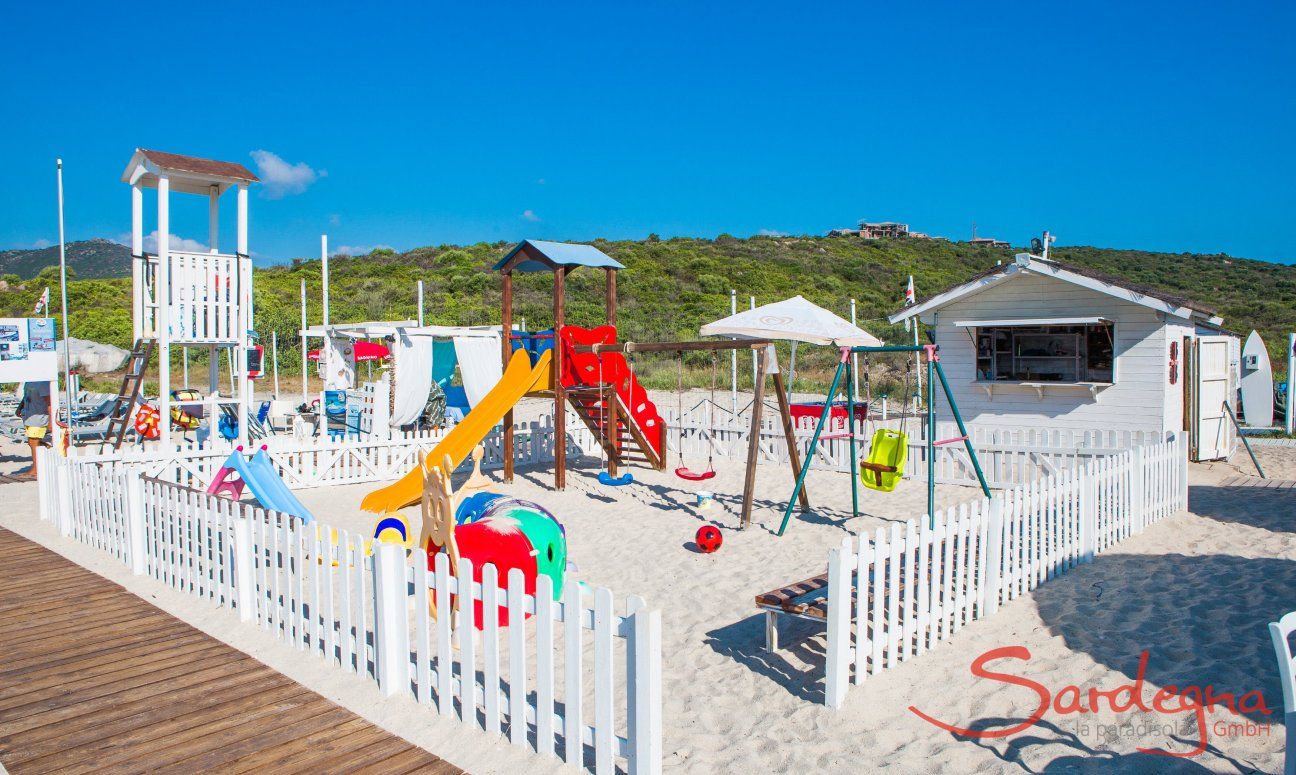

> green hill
[2,235,1293,390]
[0,239,131,280]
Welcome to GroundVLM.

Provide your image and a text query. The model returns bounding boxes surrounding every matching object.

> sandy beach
[1,431,1292,774]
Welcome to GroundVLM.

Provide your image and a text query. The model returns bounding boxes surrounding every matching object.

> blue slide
[211,448,315,523]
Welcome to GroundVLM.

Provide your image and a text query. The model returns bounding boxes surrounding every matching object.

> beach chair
[1270,610,1296,775]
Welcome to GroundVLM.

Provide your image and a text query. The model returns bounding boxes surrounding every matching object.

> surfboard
[1240,330,1274,428]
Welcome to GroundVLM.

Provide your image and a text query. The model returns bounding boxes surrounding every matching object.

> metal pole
[321,234,330,326]
[417,280,425,327]
[914,320,922,414]
[1224,401,1266,477]
[927,352,936,527]
[271,330,280,398]
[749,295,757,394]
[847,357,858,521]
[933,359,991,497]
[850,299,860,401]
[778,351,848,536]
[182,348,189,388]
[299,277,308,402]
[730,289,738,416]
[55,160,75,441]
[1287,333,1295,436]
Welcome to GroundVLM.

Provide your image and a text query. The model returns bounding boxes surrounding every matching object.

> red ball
[695,525,723,553]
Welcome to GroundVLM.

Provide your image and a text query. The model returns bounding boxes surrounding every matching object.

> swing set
[777,343,991,537]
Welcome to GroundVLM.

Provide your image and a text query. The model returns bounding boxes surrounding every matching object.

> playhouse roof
[494,240,624,273]
[700,295,884,347]
[121,149,259,196]
[889,254,1223,326]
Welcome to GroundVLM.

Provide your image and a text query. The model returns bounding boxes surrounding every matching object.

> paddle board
[1240,330,1274,427]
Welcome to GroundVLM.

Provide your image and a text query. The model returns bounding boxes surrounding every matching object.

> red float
[427,516,537,628]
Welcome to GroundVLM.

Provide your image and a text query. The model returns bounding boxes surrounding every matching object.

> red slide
[559,325,664,462]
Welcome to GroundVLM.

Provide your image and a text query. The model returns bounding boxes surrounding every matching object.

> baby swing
[593,343,634,487]
[858,359,914,492]
[674,351,717,481]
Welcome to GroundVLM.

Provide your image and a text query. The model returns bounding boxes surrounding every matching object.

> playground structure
[123,149,258,448]
[494,240,809,526]
[208,445,316,523]
[779,343,992,535]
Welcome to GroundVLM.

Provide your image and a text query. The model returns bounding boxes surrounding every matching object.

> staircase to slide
[559,325,665,471]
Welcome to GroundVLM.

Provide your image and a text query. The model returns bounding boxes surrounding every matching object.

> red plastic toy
[695,525,723,553]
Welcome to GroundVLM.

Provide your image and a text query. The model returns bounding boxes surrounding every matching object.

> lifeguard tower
[121,149,258,447]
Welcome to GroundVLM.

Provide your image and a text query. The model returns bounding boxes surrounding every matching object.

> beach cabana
[889,252,1237,458]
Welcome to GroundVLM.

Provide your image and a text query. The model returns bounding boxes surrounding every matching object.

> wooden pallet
[0,528,462,774]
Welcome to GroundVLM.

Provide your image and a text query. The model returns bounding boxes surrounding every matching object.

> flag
[32,286,49,315]
[905,275,915,306]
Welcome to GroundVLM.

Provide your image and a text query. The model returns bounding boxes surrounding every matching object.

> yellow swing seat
[860,428,907,492]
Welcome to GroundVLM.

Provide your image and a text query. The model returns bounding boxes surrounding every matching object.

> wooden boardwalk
[0,528,463,774]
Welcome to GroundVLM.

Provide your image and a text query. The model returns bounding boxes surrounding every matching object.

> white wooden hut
[889,253,1239,457]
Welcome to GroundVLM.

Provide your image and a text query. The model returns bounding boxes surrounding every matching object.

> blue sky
[2,1,1293,264]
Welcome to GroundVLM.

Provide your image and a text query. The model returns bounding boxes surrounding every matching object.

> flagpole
[56,159,76,441]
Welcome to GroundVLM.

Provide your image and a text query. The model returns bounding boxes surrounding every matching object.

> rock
[56,337,130,373]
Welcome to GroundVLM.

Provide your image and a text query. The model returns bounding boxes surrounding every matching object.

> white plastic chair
[1270,611,1296,775]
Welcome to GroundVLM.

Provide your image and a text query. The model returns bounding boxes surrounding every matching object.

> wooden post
[741,345,769,527]
[824,537,853,708]
[606,268,617,328]
[607,381,619,478]
[372,543,410,697]
[770,371,810,510]
[983,496,1003,616]
[628,606,663,775]
[501,270,514,483]
[553,269,566,491]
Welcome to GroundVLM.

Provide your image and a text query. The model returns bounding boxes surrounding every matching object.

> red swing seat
[675,467,716,482]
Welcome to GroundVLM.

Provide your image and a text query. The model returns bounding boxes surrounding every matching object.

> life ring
[134,405,161,440]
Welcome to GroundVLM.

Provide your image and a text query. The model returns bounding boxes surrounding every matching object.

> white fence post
[1079,462,1098,561]
[55,456,72,537]
[372,542,410,697]
[984,496,1004,616]
[232,516,257,621]
[36,447,51,523]
[824,536,854,708]
[1130,445,1146,532]
[629,606,663,775]
[125,472,147,575]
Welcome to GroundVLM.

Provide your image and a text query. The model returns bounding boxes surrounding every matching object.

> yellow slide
[360,349,552,513]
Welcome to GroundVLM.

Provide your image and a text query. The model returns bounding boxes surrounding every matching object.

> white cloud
[250,150,324,199]
[333,244,394,256]
[521,209,541,222]
[32,238,51,249]
[115,231,208,253]
[757,229,789,237]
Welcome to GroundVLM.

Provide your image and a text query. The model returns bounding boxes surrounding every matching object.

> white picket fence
[661,406,1165,489]
[37,449,663,774]
[818,432,1188,707]
[65,413,602,493]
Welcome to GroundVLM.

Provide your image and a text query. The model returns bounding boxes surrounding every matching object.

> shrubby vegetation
[1,236,1292,392]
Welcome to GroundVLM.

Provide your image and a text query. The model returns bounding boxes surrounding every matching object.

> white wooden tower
[122,149,258,446]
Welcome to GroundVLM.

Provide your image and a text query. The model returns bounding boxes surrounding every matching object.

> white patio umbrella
[700,295,883,399]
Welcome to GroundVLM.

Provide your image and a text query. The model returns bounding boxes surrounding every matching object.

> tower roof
[122,149,258,196]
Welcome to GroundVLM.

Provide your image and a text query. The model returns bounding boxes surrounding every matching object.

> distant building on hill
[826,220,945,240]
[858,221,910,239]
[969,236,1011,248]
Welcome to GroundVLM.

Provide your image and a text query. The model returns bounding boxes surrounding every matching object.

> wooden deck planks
[0,528,462,775]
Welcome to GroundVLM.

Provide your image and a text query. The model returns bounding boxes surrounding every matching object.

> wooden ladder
[566,385,664,471]
[102,338,155,450]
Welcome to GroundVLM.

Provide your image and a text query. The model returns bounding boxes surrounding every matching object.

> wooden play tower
[122,149,258,447]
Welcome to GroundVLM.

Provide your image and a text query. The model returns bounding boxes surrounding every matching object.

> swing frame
[777,343,992,536]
